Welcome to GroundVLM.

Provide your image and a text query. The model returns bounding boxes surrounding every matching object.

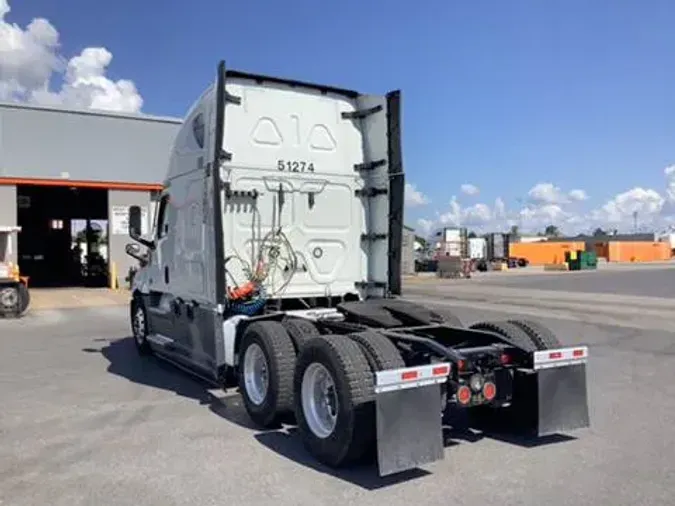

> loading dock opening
[16,185,110,288]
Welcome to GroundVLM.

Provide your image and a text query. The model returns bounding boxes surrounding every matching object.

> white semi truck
[125,61,590,476]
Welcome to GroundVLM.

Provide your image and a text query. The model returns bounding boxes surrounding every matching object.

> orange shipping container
[606,241,670,262]
[509,242,586,266]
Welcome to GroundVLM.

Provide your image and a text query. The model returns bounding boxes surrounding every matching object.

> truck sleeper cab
[126,61,590,477]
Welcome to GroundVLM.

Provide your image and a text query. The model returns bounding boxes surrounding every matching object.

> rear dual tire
[238,321,297,428]
[294,332,405,468]
[470,319,562,352]
[237,320,406,468]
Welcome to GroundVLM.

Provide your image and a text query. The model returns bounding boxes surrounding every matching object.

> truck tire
[239,320,296,428]
[17,283,30,315]
[282,317,321,353]
[294,335,375,468]
[0,285,20,317]
[348,330,405,371]
[469,321,537,353]
[508,319,562,350]
[349,330,448,423]
[130,297,152,355]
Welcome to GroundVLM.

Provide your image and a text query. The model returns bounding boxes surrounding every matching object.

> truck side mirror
[125,242,149,266]
[125,242,142,257]
[128,205,143,240]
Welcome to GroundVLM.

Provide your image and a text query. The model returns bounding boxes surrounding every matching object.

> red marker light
[573,349,585,357]
[432,365,450,376]
[549,351,563,360]
[401,370,418,381]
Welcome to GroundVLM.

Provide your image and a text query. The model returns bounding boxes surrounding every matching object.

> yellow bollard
[110,262,118,290]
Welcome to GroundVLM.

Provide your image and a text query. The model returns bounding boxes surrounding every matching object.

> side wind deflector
[386,90,404,297]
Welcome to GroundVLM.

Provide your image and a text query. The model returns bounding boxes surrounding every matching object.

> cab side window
[192,113,205,149]
[156,194,170,239]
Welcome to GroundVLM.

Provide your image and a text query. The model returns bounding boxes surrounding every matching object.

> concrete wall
[0,185,17,263]
[0,102,181,185]
[401,227,416,275]
[108,190,158,288]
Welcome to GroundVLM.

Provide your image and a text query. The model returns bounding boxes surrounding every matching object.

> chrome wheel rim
[301,362,338,439]
[0,287,18,309]
[243,343,269,405]
[133,305,146,345]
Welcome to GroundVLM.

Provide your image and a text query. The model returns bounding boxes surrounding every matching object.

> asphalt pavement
[469,265,675,298]
[2,273,675,505]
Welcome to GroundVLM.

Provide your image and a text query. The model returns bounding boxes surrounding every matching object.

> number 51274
[277,160,315,173]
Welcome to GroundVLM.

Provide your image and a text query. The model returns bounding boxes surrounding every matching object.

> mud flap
[374,363,450,476]
[536,363,589,436]
[512,346,590,437]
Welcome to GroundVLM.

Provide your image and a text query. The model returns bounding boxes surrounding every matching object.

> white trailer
[469,237,487,259]
[125,62,590,476]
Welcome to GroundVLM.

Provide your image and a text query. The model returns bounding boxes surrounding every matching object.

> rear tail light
[499,353,511,365]
[457,385,472,405]
[482,382,497,401]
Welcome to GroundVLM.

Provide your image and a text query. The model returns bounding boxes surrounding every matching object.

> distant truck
[125,61,590,476]
[0,226,30,317]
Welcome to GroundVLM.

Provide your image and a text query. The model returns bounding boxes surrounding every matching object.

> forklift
[0,226,30,317]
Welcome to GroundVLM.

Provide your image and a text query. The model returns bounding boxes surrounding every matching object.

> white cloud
[405,182,429,207]
[665,164,675,204]
[527,182,570,205]
[568,189,588,201]
[413,168,675,236]
[416,218,434,235]
[0,0,142,112]
[460,183,480,196]
[430,196,509,234]
[519,204,569,230]
[591,187,664,225]
[493,197,506,220]
[437,196,462,226]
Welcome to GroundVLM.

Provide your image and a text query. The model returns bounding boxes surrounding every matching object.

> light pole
[633,211,638,234]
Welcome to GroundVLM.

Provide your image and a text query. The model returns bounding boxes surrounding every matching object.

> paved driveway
[1,287,675,505]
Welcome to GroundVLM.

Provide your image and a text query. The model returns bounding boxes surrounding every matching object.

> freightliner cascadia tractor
[125,62,590,476]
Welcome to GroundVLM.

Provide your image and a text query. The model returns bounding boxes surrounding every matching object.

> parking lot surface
[468,265,675,298]
[2,278,675,506]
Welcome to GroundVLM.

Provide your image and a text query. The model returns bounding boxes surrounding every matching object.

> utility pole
[633,211,638,234]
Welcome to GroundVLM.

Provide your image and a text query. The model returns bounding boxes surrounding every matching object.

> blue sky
[4,0,675,235]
